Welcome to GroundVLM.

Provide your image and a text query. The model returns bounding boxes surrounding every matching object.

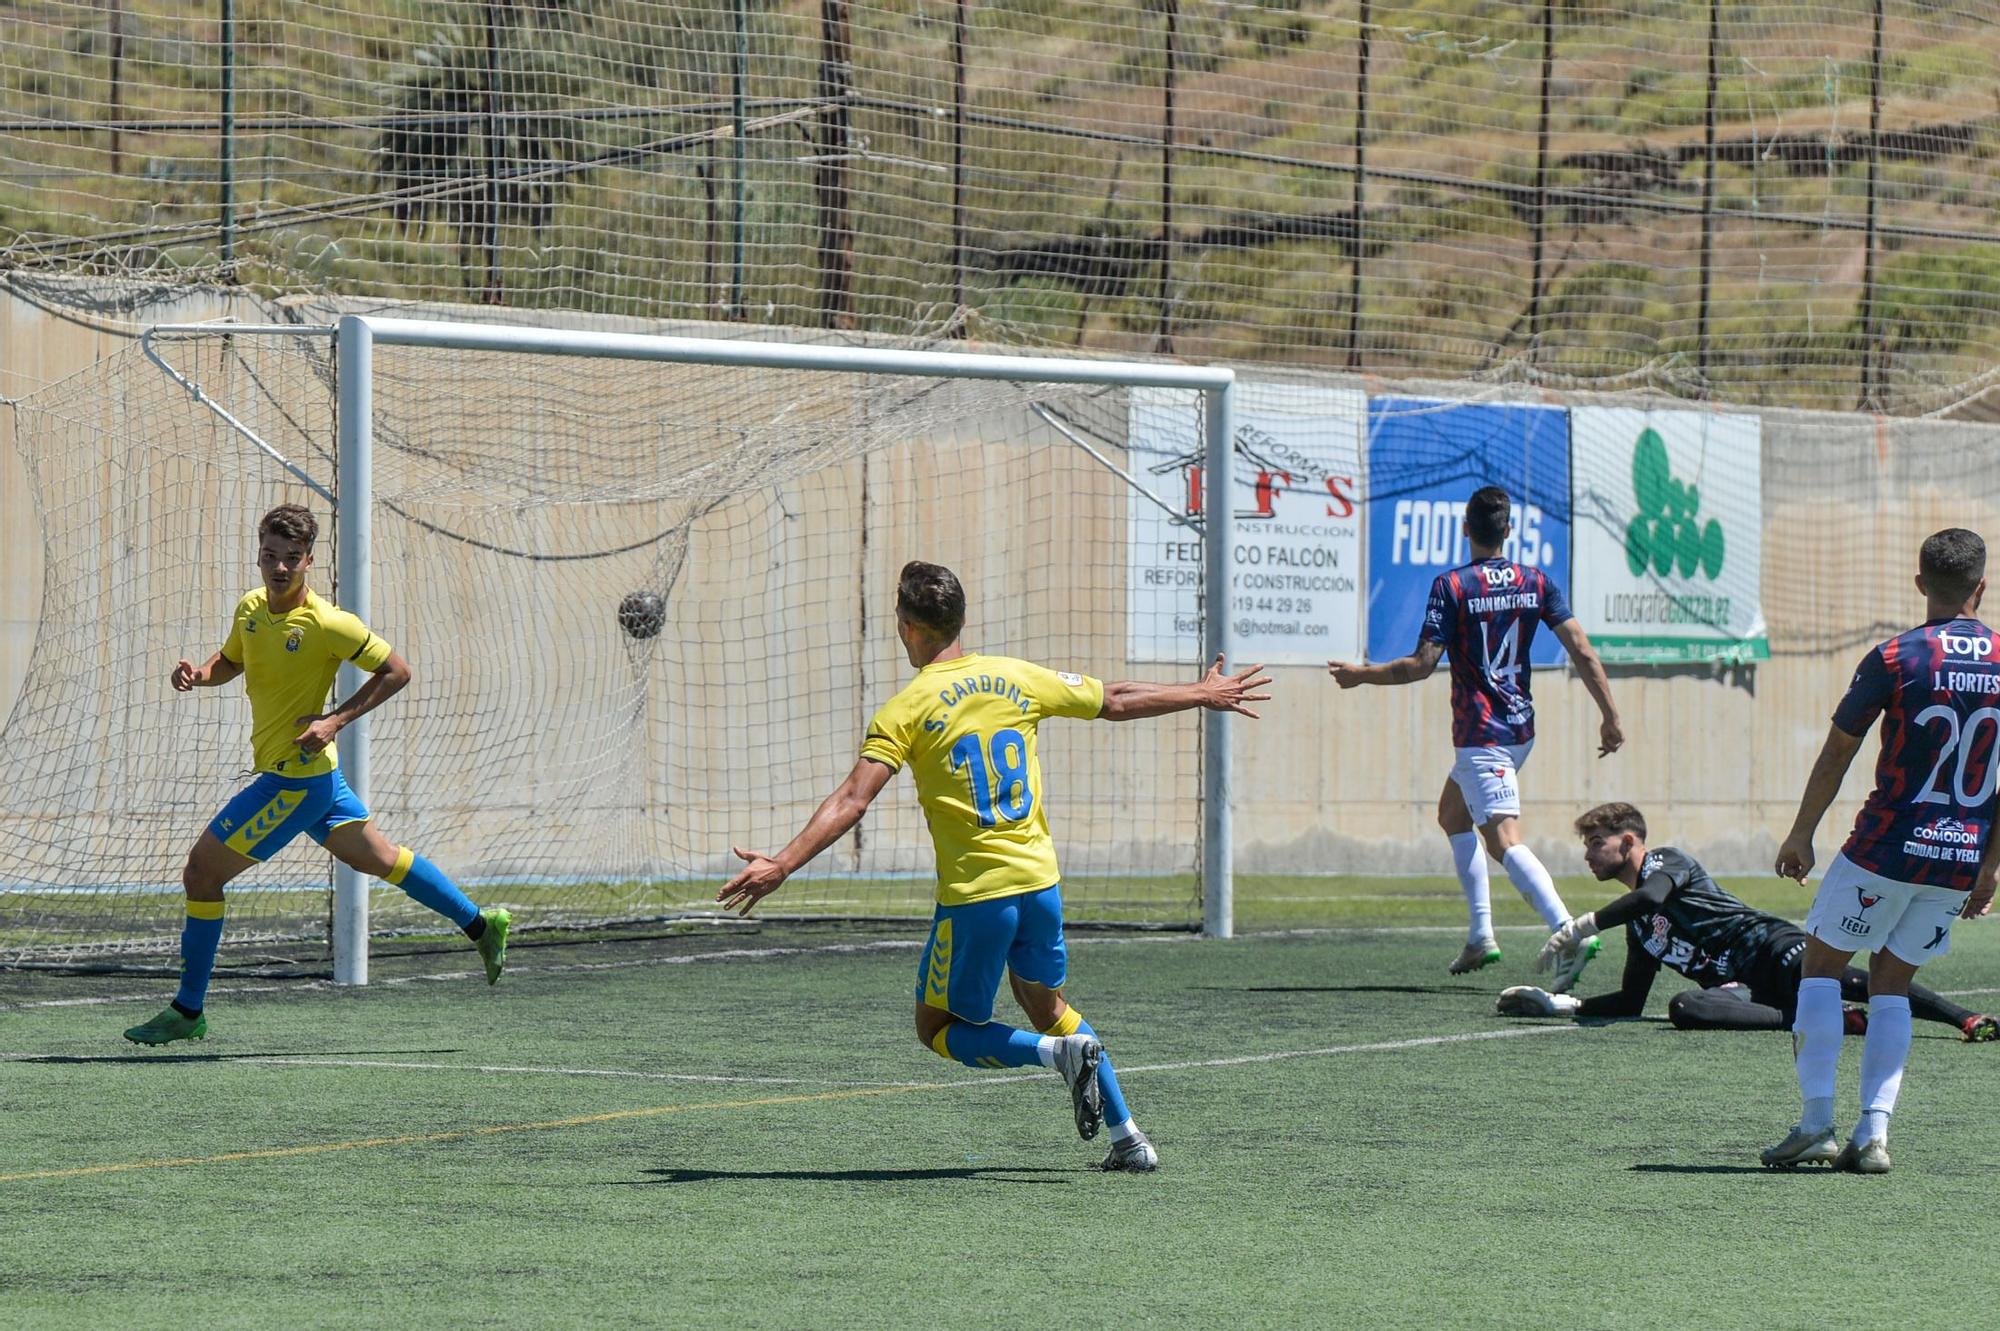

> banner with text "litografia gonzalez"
[1570,406,1767,664]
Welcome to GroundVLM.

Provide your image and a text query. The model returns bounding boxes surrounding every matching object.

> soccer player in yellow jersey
[720,561,1270,1170]
[122,504,510,1045]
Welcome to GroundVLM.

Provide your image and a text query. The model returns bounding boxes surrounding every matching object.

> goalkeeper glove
[1534,911,1599,974]
[1496,985,1581,1018]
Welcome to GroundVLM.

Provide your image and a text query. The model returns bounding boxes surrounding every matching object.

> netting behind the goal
[0,330,1208,959]
[10,3,2000,410]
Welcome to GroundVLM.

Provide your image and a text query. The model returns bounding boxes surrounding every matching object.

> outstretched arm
[1099,654,1271,721]
[1503,944,1660,1019]
[719,758,896,916]
[294,650,413,758]
[1585,867,1677,933]
[1327,639,1442,689]
[1553,619,1622,757]
[1574,946,1661,1019]
[170,651,244,691]
[1775,723,1866,882]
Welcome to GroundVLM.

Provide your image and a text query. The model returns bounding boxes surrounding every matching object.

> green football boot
[474,907,511,985]
[1548,934,1603,995]
[1448,939,1503,975]
[123,1006,208,1046]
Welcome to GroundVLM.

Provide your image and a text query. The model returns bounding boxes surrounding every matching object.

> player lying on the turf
[123,504,509,1047]
[1328,484,1621,986]
[719,560,1270,1172]
[1762,527,2000,1175]
[1496,802,1995,1042]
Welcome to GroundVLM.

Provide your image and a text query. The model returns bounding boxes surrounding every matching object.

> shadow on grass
[1628,1163,1808,1175]
[619,1165,1078,1186]
[15,1048,468,1065]
[1201,984,1461,996]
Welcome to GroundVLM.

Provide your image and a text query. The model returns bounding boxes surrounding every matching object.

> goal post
[2,314,1237,978]
[325,315,1237,981]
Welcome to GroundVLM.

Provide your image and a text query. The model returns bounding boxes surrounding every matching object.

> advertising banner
[1570,407,1767,663]
[1364,399,1572,664]
[1127,383,1366,665]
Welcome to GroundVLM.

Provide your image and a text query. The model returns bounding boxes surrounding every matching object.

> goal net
[0,320,1226,962]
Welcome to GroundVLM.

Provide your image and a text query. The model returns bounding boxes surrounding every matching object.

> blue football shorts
[915,883,1068,1023]
[207,769,370,862]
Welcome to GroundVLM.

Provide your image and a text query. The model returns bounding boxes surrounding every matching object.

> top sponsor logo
[1939,632,1993,659]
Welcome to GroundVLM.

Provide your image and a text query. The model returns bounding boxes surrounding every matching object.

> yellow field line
[1,1025,1575,1184]
[0,1081,953,1183]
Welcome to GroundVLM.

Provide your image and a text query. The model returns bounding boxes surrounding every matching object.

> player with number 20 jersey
[1828,620,2000,894]
[1767,527,2000,1174]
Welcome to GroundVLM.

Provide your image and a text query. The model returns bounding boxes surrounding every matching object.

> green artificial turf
[4,878,1998,1329]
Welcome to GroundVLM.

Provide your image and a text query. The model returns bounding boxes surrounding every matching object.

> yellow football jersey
[219,588,392,777]
[860,653,1105,907]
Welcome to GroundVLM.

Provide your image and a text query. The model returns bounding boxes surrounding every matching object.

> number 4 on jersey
[1482,621,1521,685]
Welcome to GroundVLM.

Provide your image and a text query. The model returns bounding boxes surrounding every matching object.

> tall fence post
[106,0,124,176]
[1859,0,1885,409]
[219,0,235,268]
[1156,0,1178,353]
[1526,0,1555,364]
[950,0,968,336]
[481,2,503,305]
[1696,0,1719,389]
[1346,0,1372,370]
[732,0,748,319]
[704,72,722,313]
[815,0,856,329]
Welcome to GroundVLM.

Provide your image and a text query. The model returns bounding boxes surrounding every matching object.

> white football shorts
[1804,853,1968,964]
[1449,741,1533,826]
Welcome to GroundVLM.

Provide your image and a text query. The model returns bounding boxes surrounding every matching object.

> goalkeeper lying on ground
[1496,802,1996,1041]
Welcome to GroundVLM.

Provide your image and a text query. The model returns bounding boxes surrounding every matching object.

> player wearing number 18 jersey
[1765,528,2000,1173]
[1330,486,1623,981]
[720,561,1271,1172]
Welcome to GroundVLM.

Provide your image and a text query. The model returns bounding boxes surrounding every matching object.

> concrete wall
[6,278,2000,889]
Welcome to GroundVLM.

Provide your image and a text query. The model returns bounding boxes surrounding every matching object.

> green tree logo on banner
[1625,428,1724,580]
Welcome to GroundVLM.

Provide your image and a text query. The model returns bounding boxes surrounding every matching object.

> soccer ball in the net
[617,590,666,640]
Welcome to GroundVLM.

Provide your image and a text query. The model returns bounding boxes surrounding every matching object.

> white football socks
[1501,844,1569,931]
[1856,994,1912,1145]
[1449,831,1494,944]
[1792,976,1843,1133]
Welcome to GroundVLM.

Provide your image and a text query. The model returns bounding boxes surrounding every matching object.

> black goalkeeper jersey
[1614,847,1798,986]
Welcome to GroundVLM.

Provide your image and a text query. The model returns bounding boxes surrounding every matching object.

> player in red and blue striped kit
[1331,486,1623,983]
[1765,528,2000,1174]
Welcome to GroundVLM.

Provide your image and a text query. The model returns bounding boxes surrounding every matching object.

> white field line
[0,923,1544,1013]
[0,1023,1587,1184]
[7,925,1994,1018]
[0,939,930,1011]
[6,1023,1579,1093]
[230,1058,924,1089]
